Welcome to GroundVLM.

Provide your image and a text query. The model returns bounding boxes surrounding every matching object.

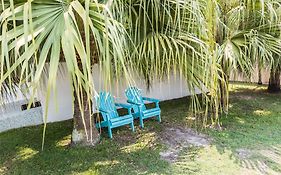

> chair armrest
[143,97,160,103]
[95,110,111,123]
[97,108,108,114]
[127,100,142,105]
[115,103,133,115]
[115,103,132,109]
[143,97,160,107]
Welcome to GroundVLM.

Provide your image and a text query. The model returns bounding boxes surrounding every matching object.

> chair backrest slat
[125,87,146,113]
[95,92,118,120]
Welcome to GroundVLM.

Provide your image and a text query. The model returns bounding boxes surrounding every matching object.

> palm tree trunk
[71,89,100,146]
[268,68,281,93]
[217,5,228,114]
[71,61,100,146]
[219,66,229,113]
[258,68,262,85]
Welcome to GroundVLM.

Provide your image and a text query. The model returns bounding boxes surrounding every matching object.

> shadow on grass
[1,83,281,174]
[0,96,193,175]
[0,118,172,175]
[205,83,281,174]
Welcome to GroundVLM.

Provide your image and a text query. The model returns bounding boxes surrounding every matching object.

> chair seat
[132,108,161,119]
[125,87,161,128]
[110,115,133,123]
[143,108,161,117]
[95,91,135,138]
[110,115,134,128]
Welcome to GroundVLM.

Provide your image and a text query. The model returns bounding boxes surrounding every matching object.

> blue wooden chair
[95,92,135,138]
[125,87,161,128]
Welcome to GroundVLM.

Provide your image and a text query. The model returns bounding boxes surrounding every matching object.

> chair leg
[140,116,144,128]
[108,127,113,139]
[157,114,161,122]
[130,122,135,132]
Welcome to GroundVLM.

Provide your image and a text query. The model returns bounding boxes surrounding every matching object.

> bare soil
[159,127,210,163]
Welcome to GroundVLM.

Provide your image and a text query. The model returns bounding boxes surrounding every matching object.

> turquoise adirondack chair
[125,87,161,128]
[95,92,135,138]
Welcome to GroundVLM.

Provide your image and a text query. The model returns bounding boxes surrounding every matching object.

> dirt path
[159,127,210,163]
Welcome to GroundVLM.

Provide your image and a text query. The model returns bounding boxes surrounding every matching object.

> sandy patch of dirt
[159,127,210,163]
[236,148,253,159]
[237,148,281,174]
[234,94,256,100]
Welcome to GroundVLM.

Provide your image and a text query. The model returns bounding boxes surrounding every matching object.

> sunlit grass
[253,110,272,116]
[17,147,39,161]
[56,135,71,148]
[1,83,281,174]
[95,160,120,166]
[229,82,267,92]
[173,146,259,175]
[121,132,157,153]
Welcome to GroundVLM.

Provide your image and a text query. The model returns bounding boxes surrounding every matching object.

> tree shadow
[0,96,193,174]
[2,84,281,174]
[206,84,281,174]
[0,118,172,175]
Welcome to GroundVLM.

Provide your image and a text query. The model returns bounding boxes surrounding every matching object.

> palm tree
[2,0,281,148]
[268,56,281,92]
[258,63,263,85]
[268,68,281,92]
[0,0,130,147]
[113,0,226,125]
[1,0,226,145]
[207,0,281,113]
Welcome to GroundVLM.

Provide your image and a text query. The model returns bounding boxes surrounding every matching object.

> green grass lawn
[1,83,281,175]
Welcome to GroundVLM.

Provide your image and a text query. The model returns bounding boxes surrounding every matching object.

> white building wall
[2,62,273,133]
[39,67,73,123]
[0,96,43,133]
[91,65,199,104]
[0,63,194,132]
[230,66,272,84]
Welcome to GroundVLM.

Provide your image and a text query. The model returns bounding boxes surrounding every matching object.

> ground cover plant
[2,0,281,147]
[1,83,281,175]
